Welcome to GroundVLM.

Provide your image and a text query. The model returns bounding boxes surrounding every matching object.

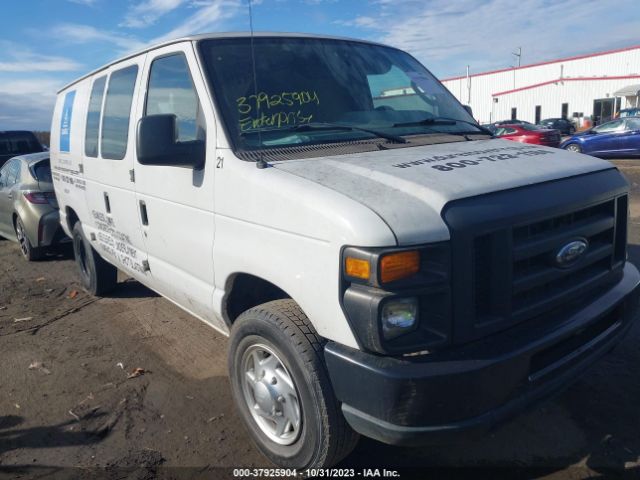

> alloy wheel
[15,219,29,257]
[566,144,581,153]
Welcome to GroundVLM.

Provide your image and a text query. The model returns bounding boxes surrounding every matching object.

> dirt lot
[2,161,640,479]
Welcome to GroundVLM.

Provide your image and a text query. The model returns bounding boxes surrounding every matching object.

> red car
[494,124,561,147]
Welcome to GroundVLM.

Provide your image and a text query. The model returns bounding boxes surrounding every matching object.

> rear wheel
[72,222,117,295]
[565,143,582,153]
[228,299,359,468]
[15,216,43,261]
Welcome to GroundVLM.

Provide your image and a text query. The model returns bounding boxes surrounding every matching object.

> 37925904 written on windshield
[197,37,476,150]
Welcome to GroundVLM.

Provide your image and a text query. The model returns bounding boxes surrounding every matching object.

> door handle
[139,200,149,226]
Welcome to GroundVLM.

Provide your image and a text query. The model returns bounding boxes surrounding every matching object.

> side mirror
[137,114,205,169]
[463,105,473,117]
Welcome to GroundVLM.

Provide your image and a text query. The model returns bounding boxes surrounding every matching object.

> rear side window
[5,160,21,185]
[101,65,138,160]
[0,160,18,187]
[85,76,107,157]
[0,164,8,187]
[33,160,52,183]
[145,53,204,142]
[626,118,640,130]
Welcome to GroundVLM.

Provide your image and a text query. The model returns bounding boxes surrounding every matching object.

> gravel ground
[1,160,640,479]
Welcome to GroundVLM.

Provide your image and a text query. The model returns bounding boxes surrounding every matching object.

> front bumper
[324,263,640,446]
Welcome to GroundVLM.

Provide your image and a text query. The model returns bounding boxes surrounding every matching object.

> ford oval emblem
[555,239,589,268]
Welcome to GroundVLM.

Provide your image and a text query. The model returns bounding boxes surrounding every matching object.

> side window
[4,160,19,186]
[85,76,107,157]
[13,161,22,184]
[626,118,640,131]
[145,53,204,142]
[101,65,138,160]
[594,120,624,133]
[0,163,10,187]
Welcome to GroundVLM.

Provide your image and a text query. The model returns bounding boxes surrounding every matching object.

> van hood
[272,139,615,245]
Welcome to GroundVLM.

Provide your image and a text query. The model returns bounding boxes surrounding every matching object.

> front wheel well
[65,207,80,233]
[224,273,291,324]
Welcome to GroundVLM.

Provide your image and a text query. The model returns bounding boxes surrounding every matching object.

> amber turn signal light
[380,250,420,283]
[345,257,371,280]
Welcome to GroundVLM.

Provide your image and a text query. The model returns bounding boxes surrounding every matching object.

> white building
[441,45,640,126]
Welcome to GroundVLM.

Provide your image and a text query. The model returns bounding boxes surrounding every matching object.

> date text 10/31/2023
[236,90,320,132]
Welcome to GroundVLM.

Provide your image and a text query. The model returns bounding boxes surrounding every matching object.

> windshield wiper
[241,122,408,144]
[393,117,494,136]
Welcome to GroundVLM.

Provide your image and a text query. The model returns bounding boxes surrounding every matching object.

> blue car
[560,117,640,158]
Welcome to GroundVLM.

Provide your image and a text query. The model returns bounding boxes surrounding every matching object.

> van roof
[58,32,385,93]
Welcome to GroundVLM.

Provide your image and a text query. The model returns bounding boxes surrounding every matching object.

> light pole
[512,47,522,67]
[511,47,521,89]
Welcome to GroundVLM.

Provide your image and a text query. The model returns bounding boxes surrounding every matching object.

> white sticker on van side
[91,210,146,274]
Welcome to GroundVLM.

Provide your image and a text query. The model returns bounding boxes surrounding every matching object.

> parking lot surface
[1,161,640,479]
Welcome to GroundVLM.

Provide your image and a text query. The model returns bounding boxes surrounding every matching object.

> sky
[1,0,639,130]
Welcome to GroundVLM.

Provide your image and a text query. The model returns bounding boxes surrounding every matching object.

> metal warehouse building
[441,45,640,127]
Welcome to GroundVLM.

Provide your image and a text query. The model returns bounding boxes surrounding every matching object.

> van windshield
[198,37,482,153]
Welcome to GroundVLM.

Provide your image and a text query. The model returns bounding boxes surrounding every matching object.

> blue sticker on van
[59,91,76,152]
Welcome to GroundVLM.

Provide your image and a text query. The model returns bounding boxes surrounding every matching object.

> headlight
[340,243,451,354]
[343,248,422,286]
[381,297,418,340]
[380,251,420,284]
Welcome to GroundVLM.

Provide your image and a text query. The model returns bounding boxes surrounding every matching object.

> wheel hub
[240,344,301,445]
[254,381,277,413]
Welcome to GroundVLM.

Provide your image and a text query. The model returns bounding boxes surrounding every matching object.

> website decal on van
[59,90,76,153]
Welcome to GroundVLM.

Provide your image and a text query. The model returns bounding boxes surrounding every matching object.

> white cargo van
[51,33,639,468]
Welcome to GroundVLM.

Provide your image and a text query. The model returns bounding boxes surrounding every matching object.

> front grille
[474,195,627,327]
[443,169,628,344]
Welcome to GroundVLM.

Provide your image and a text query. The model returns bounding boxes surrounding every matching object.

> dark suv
[0,131,44,168]
[538,118,576,135]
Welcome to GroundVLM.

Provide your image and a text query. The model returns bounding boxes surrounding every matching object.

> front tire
[15,216,43,261]
[228,299,359,468]
[72,222,117,295]
[565,143,582,153]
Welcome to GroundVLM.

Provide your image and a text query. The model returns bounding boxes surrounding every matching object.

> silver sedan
[0,152,68,260]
